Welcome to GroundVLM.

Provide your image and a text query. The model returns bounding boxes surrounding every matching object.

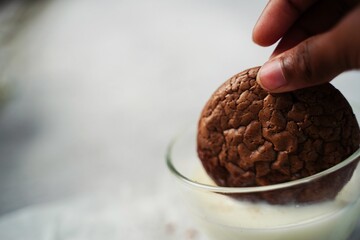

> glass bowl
[166,107,360,240]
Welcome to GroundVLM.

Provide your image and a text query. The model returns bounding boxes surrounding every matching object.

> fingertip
[252,32,270,47]
[252,23,277,46]
[257,60,288,92]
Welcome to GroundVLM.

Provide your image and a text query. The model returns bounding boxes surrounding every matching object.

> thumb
[257,5,360,93]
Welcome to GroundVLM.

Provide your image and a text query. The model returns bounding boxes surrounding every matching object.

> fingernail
[257,60,287,91]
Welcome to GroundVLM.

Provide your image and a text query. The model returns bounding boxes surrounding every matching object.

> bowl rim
[166,131,360,193]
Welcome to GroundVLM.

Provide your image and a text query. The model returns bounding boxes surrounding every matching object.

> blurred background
[0,0,358,239]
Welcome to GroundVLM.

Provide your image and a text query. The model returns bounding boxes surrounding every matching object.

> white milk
[187,166,360,240]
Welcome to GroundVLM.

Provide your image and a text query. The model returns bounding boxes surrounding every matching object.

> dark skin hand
[253,0,360,92]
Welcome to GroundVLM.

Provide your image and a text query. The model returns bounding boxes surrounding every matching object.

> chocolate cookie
[197,66,360,204]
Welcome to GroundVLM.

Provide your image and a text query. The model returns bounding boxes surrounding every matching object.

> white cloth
[0,184,208,240]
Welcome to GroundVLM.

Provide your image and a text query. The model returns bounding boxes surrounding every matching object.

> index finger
[253,0,318,46]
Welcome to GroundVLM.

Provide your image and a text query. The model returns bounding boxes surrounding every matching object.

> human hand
[253,0,360,92]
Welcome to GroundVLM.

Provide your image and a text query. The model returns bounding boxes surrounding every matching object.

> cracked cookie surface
[197,67,360,189]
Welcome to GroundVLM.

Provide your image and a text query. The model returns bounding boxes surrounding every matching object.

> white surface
[0,0,359,239]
